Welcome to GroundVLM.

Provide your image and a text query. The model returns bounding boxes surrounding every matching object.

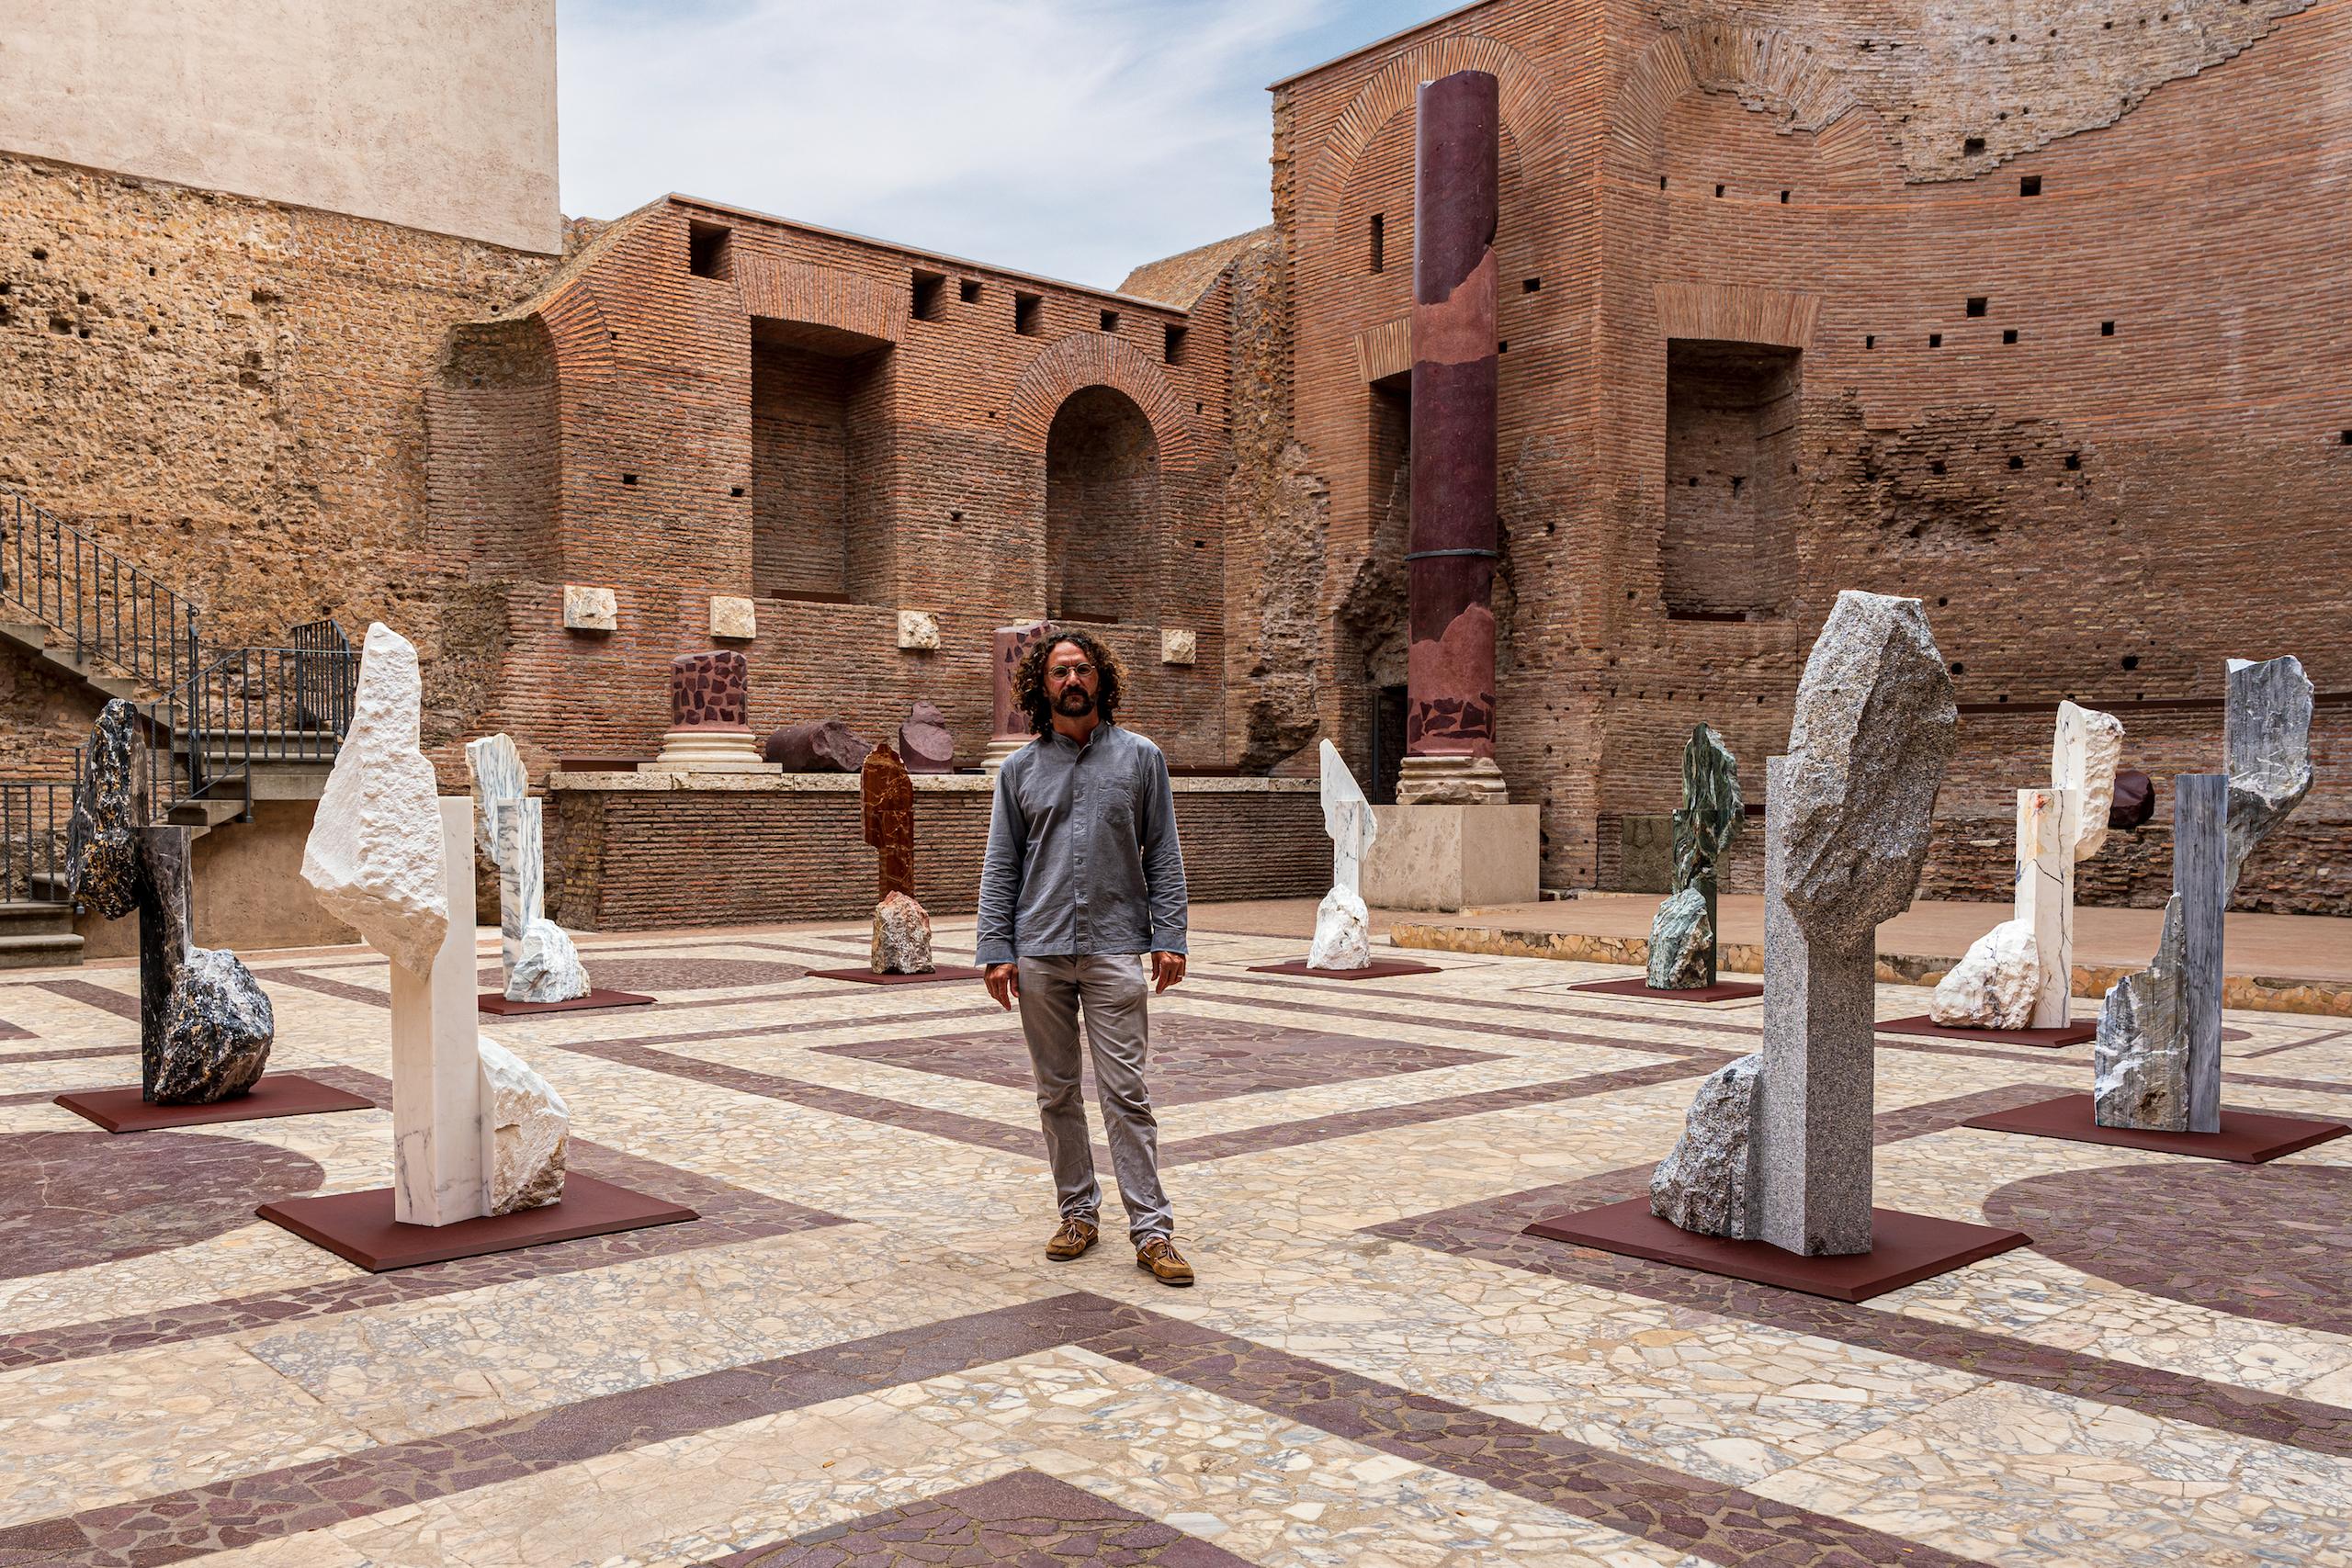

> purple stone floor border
[0,1291,1987,1568]
[23,979,139,1020]
[0,1065,845,1371]
[1371,1081,2352,1463]
[0,1018,31,1041]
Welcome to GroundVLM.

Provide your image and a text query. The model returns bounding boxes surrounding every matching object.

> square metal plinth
[1244,958,1442,980]
[257,1175,698,1271]
[477,988,656,1016]
[53,1074,375,1134]
[1961,1092,2350,1163]
[804,965,987,986]
[1875,1014,2097,1048]
[1566,977,1764,1004]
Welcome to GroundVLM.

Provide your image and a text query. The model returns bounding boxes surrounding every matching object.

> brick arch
[731,256,906,344]
[1007,333,1195,463]
[1606,25,1871,180]
[1302,32,1563,230]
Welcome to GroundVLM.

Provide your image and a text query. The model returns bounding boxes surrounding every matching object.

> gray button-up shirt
[975,721,1188,964]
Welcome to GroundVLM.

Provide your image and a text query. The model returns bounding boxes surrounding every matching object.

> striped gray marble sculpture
[1651,592,1956,1256]
[467,734,591,1004]
[2094,655,2312,1133]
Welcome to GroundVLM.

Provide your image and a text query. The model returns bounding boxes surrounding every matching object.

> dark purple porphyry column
[1401,69,1505,805]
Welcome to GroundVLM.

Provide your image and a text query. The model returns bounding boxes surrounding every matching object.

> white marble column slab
[389,798,489,1226]
[492,799,545,985]
[2013,785,2080,1030]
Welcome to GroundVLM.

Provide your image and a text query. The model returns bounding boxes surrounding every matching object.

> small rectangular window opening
[1928,333,1943,347]
[2100,320,2116,336]
[687,221,732,279]
[1370,213,1385,274]
[1963,135,1986,154]
[1713,183,1724,197]
[2002,328,2018,344]
[1163,322,1186,365]
[1014,292,1042,335]
[1965,296,1988,317]
[911,270,946,321]
[2019,175,2042,197]
[1864,334,1875,349]
[1099,309,1120,333]
[1521,276,1541,293]
[1779,189,1790,203]
[957,278,980,304]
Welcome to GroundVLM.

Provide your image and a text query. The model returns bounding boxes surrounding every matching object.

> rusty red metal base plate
[1876,1013,2096,1048]
[477,989,656,1016]
[1523,1198,2031,1303]
[805,965,987,986]
[256,1175,698,1272]
[1961,1092,2350,1163]
[1566,977,1763,1003]
[53,1075,374,1134]
[1244,958,1442,979]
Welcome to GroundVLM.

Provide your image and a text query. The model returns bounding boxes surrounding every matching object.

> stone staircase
[0,898,83,969]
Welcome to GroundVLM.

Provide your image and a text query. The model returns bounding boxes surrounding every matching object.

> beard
[1054,686,1096,717]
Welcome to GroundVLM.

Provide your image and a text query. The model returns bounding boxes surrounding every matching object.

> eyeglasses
[1048,663,1096,681]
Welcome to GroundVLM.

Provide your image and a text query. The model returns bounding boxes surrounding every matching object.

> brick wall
[546,778,1326,931]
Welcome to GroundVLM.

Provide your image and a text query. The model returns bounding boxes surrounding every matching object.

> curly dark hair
[1013,627,1126,736]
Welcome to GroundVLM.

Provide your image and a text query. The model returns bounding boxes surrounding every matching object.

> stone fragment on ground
[872,890,934,973]
[1930,918,2040,1029]
[301,624,448,976]
[764,717,875,773]
[480,1036,567,1213]
[152,947,276,1104]
[510,918,591,1002]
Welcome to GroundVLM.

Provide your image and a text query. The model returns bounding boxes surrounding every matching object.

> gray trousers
[1015,953,1172,1244]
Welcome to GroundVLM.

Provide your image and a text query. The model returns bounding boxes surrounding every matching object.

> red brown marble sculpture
[671,651,749,730]
[1406,70,1500,761]
[862,741,916,902]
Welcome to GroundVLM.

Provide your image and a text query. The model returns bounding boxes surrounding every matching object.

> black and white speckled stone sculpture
[1650,591,1956,1257]
[152,946,276,1103]
[68,699,141,920]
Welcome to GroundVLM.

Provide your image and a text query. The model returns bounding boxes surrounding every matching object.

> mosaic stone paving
[1,916,2348,1567]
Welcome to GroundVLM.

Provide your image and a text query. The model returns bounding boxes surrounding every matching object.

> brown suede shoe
[1135,1236,1194,1287]
[1046,1216,1099,1261]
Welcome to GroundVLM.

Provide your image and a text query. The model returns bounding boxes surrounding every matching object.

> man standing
[978,630,1194,1286]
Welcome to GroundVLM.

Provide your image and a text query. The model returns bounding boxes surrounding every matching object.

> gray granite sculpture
[1650,591,1956,1256]
[2095,655,2312,1134]
[1645,725,1742,989]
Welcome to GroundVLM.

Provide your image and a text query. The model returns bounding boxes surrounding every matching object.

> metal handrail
[0,485,204,695]
[136,636,358,821]
[0,774,76,906]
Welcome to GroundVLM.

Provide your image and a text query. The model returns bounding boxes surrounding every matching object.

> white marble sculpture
[1307,739,1378,970]
[305,627,567,1224]
[468,733,592,1003]
[1931,700,2122,1029]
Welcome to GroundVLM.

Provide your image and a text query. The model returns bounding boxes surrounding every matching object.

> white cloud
[558,0,1441,287]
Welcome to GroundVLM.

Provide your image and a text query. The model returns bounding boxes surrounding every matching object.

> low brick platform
[547,773,1326,931]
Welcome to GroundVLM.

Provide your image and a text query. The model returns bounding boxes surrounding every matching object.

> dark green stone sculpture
[1647,724,1744,988]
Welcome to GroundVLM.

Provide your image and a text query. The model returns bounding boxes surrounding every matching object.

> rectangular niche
[751,323,890,603]
[1661,338,1800,621]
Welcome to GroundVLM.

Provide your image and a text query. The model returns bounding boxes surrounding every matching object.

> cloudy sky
[557,0,1448,288]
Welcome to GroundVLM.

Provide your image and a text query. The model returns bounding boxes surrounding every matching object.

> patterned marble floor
[3,917,2349,1567]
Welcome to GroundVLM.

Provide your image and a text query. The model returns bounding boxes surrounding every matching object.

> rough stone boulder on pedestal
[300,624,449,976]
[1650,1054,1761,1239]
[1930,919,2040,1029]
[764,719,875,773]
[68,699,141,919]
[2094,896,2191,1131]
[509,919,590,1003]
[2222,655,2313,889]
[1777,592,1959,950]
[151,947,276,1104]
[899,702,956,773]
[1308,886,1373,970]
[871,891,934,974]
[1644,886,1713,990]
[480,1036,568,1214]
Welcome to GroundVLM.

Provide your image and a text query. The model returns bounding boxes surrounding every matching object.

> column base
[982,735,1033,772]
[1361,803,1540,911]
[1396,753,1510,806]
[650,728,768,773]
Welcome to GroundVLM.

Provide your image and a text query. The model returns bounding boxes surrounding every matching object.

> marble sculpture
[1307,739,1378,969]
[863,741,933,973]
[1651,591,1957,1256]
[1645,724,1742,989]
[67,700,276,1104]
[304,623,567,1222]
[899,700,956,773]
[2094,655,2312,1133]
[467,733,591,1003]
[1931,700,2123,1029]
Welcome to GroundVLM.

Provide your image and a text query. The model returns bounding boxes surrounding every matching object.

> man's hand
[1151,951,1186,994]
[985,962,1020,1010]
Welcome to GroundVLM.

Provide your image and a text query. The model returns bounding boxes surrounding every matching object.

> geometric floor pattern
[2,916,2349,1566]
